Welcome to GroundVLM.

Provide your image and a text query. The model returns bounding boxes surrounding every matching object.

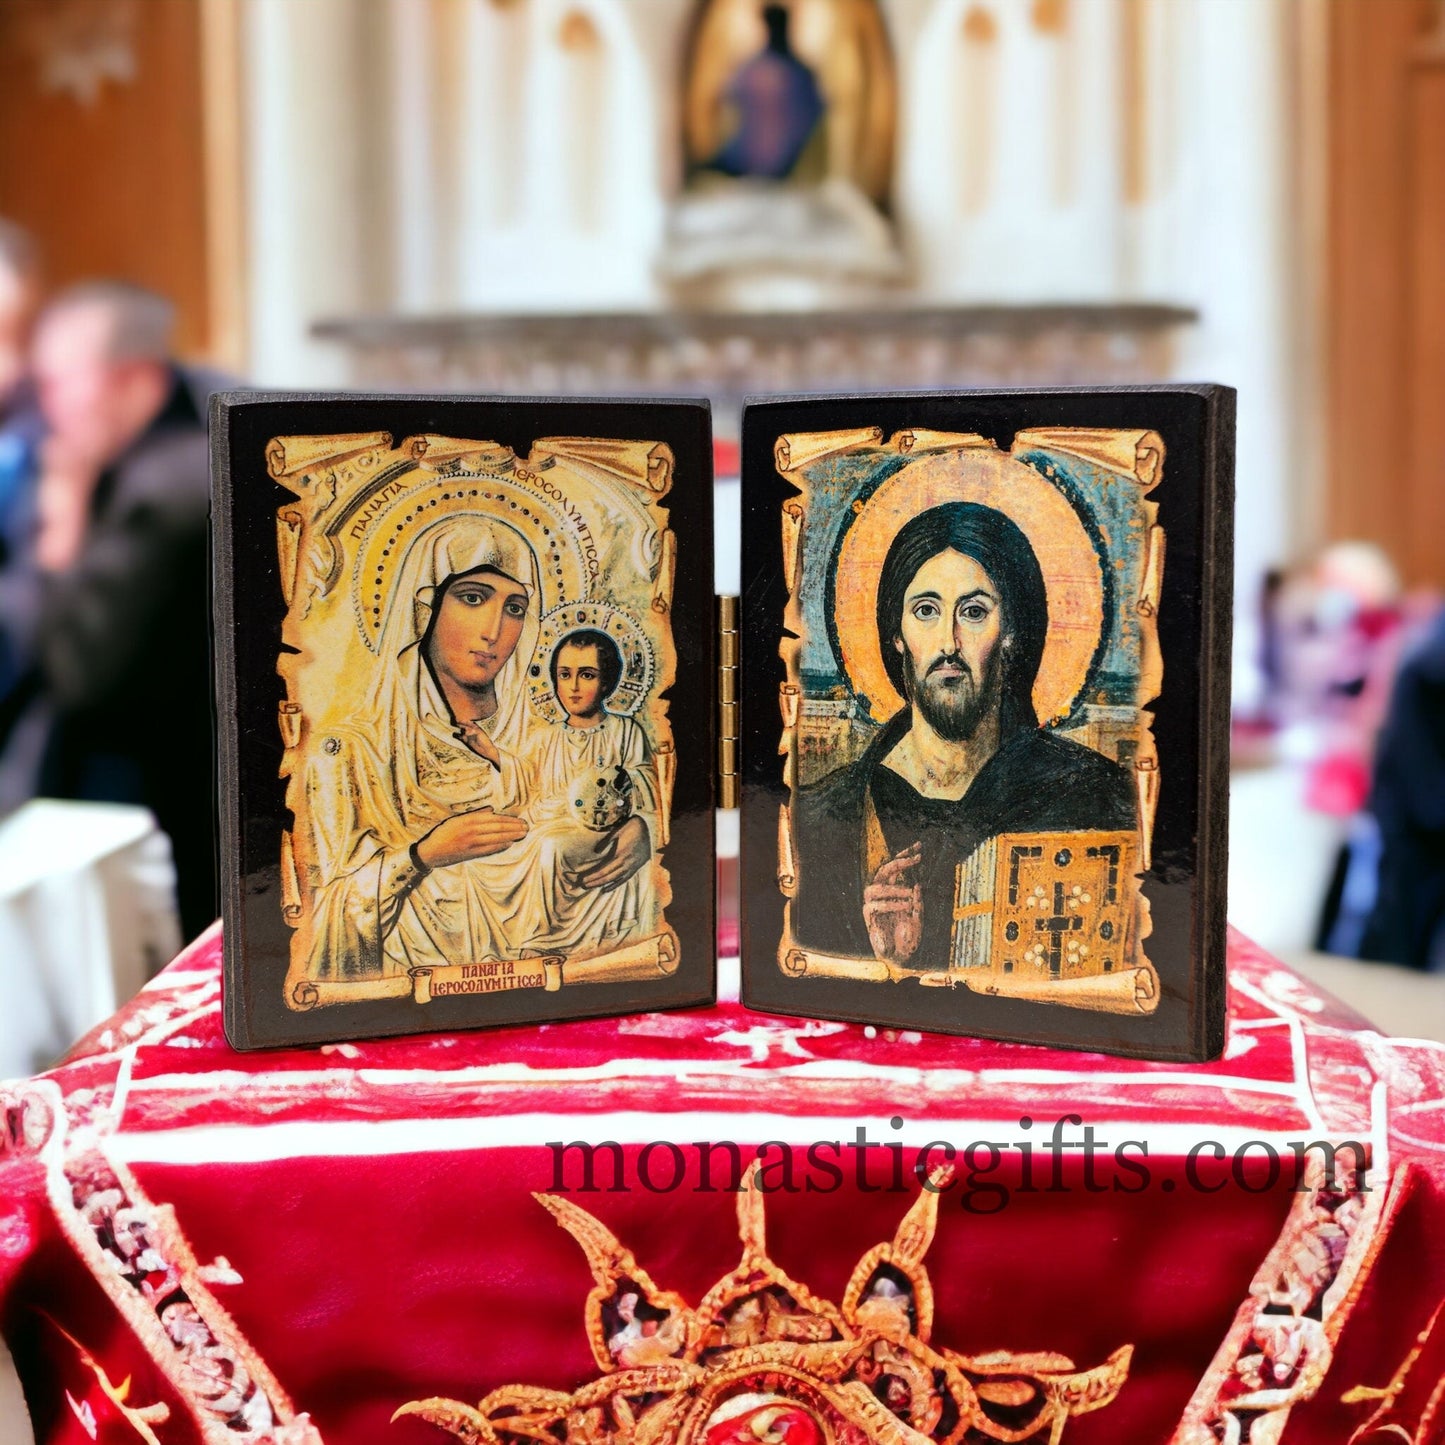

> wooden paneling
[1327,0,1445,587]
[0,0,212,357]
[1408,61,1445,573]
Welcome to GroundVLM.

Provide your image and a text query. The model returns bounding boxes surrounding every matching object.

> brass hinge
[718,595,739,809]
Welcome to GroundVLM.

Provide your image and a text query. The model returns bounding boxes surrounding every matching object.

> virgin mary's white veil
[367,515,544,832]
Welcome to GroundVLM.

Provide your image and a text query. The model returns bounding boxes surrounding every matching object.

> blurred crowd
[1248,543,1445,971]
[0,219,220,942]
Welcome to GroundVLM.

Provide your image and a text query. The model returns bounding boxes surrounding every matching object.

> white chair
[0,799,181,1079]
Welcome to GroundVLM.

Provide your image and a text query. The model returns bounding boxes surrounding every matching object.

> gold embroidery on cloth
[1173,1152,1396,1445]
[395,1166,1132,1443]
[5,1081,317,1445]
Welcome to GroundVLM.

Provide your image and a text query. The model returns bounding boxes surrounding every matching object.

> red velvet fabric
[2,927,1442,1444]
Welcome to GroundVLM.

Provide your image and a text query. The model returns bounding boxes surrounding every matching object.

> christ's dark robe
[791,708,1138,967]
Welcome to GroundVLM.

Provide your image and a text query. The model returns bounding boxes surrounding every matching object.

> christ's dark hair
[551,628,623,701]
[876,502,1049,735]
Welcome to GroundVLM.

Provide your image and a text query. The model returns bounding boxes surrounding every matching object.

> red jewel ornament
[703,1401,826,1445]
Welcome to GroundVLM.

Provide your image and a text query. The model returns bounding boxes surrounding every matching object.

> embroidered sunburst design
[394,1168,1132,1444]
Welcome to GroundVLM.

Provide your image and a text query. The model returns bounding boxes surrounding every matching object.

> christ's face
[555,641,606,721]
[428,567,530,692]
[894,548,1003,742]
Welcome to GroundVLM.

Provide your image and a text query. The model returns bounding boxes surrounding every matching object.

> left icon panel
[213,396,716,1048]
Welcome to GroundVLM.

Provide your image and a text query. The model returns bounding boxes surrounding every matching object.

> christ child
[524,628,655,892]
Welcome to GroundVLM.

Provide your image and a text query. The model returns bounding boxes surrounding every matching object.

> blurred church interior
[1,0,1443,1052]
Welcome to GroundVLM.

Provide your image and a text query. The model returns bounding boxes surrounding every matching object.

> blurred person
[23,282,223,939]
[1275,542,1445,955]
[0,220,43,735]
[1260,542,1416,832]
[1359,606,1445,970]
[1270,542,1405,736]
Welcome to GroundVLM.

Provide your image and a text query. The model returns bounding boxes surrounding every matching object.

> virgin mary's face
[427,567,530,692]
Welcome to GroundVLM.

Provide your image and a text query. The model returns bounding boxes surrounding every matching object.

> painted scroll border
[773,426,1165,1015]
[266,432,679,1012]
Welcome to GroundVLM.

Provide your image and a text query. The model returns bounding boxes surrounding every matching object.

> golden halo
[833,447,1104,726]
[528,602,655,723]
[350,467,592,653]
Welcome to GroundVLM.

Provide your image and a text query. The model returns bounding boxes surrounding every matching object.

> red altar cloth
[2,928,1443,1444]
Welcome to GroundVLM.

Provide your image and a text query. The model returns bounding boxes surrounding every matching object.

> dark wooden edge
[208,390,248,1048]
[1195,386,1237,1061]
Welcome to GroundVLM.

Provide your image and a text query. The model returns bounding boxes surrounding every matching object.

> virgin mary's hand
[454,719,501,769]
[576,816,651,891]
[415,807,528,870]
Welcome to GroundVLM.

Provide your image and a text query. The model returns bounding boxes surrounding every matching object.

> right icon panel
[741,391,1234,1061]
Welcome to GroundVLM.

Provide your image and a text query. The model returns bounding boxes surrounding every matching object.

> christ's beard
[905,644,1002,743]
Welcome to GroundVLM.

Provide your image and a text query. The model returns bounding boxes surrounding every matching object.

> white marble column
[242,0,386,385]
[1165,0,1299,708]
